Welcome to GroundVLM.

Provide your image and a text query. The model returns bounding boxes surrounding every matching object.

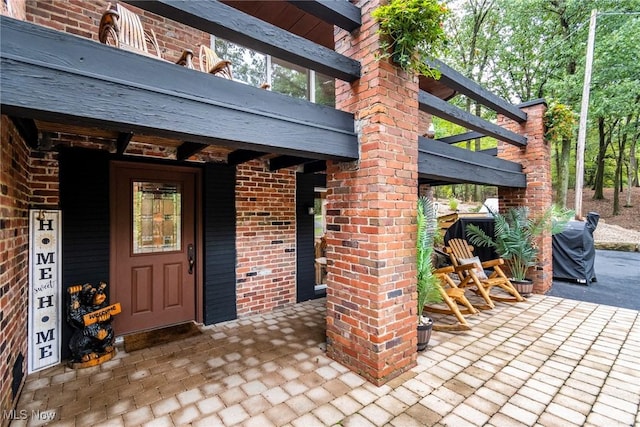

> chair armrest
[434,265,455,275]
[481,258,504,268]
[98,5,120,46]
[176,49,194,69]
[454,263,477,273]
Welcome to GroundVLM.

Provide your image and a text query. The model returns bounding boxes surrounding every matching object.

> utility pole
[574,9,597,220]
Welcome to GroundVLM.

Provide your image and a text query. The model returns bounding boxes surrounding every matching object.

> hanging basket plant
[544,102,576,144]
[372,0,449,78]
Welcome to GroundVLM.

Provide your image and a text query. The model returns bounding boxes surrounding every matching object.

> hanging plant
[372,0,449,78]
[544,102,576,144]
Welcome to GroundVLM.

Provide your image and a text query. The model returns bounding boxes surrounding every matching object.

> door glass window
[133,182,181,253]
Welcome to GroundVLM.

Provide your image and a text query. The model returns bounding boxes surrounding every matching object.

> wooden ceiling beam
[287,0,361,32]
[116,132,133,154]
[418,137,525,188]
[425,58,527,123]
[227,149,267,166]
[437,131,485,145]
[419,91,527,147]
[176,141,208,160]
[302,160,326,174]
[269,155,312,171]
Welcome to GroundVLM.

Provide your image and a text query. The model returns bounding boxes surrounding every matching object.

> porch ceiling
[0,16,358,163]
[222,1,335,49]
[34,120,235,159]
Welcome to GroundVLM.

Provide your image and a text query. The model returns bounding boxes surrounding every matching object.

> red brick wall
[29,151,60,208]
[327,0,419,385]
[25,0,209,69]
[235,161,297,316]
[0,117,59,424]
[497,102,553,293]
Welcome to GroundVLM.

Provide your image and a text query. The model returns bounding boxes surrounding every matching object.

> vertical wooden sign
[28,210,62,373]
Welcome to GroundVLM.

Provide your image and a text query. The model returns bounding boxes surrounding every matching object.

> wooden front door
[111,162,199,335]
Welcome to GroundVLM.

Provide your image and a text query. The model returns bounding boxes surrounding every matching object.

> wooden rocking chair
[444,238,524,309]
[98,3,193,68]
[423,266,479,331]
[199,45,233,79]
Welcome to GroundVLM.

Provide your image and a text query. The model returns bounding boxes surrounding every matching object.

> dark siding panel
[296,173,316,302]
[203,164,237,324]
[59,147,110,359]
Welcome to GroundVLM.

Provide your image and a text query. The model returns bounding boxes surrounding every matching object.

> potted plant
[416,197,442,350]
[465,205,573,296]
[372,0,449,78]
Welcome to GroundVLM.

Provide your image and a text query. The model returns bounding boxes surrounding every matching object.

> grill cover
[552,212,599,284]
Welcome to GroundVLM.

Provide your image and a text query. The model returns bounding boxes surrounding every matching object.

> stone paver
[14,295,640,426]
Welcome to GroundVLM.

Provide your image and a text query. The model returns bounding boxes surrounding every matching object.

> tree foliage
[444,0,640,213]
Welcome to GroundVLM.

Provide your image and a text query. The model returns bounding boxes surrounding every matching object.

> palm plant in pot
[372,0,449,78]
[416,197,442,351]
[465,205,573,296]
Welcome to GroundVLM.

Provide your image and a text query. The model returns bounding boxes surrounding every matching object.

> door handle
[187,244,195,274]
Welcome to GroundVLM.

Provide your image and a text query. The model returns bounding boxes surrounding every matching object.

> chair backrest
[199,45,233,79]
[99,3,161,58]
[445,238,474,267]
[117,3,162,57]
[444,238,477,281]
[116,4,146,53]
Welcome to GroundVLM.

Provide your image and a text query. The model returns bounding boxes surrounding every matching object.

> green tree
[445,0,500,201]
[445,0,640,216]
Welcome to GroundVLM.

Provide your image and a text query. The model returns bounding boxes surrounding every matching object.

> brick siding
[497,102,554,293]
[0,118,48,424]
[235,162,297,316]
[326,0,419,385]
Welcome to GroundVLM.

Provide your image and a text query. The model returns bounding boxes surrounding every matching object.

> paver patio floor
[12,295,640,426]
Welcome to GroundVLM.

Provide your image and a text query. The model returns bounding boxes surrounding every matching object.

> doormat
[123,322,201,353]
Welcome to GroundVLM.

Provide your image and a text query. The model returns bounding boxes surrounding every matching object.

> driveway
[548,249,640,311]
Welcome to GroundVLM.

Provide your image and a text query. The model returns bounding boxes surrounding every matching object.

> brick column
[325,0,420,385]
[497,100,553,293]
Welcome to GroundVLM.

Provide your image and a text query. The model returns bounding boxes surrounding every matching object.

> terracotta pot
[417,320,433,352]
[512,279,534,297]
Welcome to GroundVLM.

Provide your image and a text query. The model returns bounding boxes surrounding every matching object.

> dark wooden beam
[227,149,267,166]
[419,178,456,187]
[176,141,208,160]
[8,116,38,148]
[420,137,521,172]
[116,132,133,154]
[302,160,326,174]
[1,17,358,162]
[287,0,361,32]
[418,137,525,188]
[269,155,312,171]
[437,131,485,145]
[419,91,527,148]
[425,59,527,123]
[125,0,360,82]
[479,147,497,156]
